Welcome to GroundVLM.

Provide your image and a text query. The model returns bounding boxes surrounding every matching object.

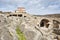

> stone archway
[40,19,49,28]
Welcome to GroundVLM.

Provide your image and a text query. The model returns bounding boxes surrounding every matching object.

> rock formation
[0,7,60,40]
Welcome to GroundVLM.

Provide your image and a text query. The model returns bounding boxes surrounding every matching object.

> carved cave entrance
[40,19,49,28]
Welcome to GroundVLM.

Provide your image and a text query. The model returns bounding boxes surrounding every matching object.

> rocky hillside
[0,13,60,40]
[0,14,40,40]
[34,14,60,18]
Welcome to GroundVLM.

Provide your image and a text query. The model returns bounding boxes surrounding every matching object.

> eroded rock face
[24,31,36,40]
[2,27,13,40]
[0,14,60,40]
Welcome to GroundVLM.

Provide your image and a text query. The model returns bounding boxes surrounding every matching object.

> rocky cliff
[0,12,60,40]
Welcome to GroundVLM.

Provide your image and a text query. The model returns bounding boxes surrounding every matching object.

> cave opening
[40,19,49,28]
[18,14,22,17]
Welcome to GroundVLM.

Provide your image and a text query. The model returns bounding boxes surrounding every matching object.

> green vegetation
[16,26,26,40]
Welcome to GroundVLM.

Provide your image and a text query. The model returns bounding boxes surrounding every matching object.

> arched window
[40,19,49,28]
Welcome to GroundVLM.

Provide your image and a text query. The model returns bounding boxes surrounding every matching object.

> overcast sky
[0,0,60,15]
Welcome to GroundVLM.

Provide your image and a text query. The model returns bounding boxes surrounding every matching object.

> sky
[0,0,60,15]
